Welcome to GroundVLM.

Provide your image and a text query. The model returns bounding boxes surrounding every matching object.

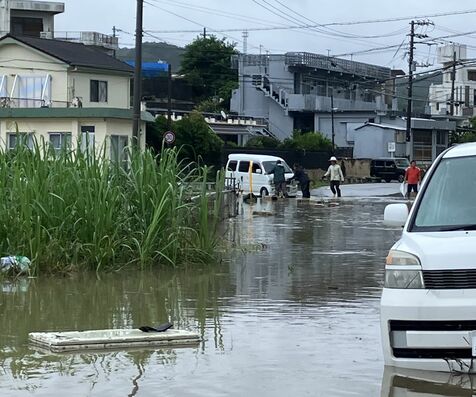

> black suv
[370,158,409,183]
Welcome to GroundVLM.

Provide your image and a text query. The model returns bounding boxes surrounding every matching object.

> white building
[0,1,118,54]
[0,34,152,157]
[429,44,476,118]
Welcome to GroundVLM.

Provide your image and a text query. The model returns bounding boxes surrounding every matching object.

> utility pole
[242,30,249,55]
[132,0,143,146]
[406,20,415,143]
[331,88,335,149]
[450,48,457,116]
[203,27,207,39]
[112,26,117,58]
[167,63,172,130]
[406,19,432,143]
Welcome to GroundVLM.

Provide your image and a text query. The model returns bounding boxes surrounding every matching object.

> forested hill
[116,42,185,72]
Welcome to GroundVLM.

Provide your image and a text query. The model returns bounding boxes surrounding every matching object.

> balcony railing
[43,31,119,50]
[287,94,386,112]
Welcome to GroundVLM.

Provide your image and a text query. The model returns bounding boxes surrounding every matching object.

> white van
[225,154,297,197]
[381,142,476,373]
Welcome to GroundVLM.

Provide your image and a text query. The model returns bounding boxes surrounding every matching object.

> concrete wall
[315,113,377,147]
[69,71,131,109]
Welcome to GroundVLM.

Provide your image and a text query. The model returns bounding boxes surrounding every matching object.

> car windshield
[394,159,410,168]
[262,161,292,174]
[412,156,476,231]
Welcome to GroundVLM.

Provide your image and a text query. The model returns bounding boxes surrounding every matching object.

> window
[80,126,95,155]
[49,132,72,153]
[413,130,433,162]
[110,135,129,170]
[468,71,476,81]
[238,161,250,173]
[11,75,51,108]
[413,156,476,231]
[90,80,108,103]
[8,133,33,150]
[374,160,384,167]
[262,161,292,174]
[227,160,237,172]
[0,75,6,97]
[252,162,263,174]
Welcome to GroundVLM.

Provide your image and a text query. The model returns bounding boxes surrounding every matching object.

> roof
[228,154,285,162]
[0,35,133,73]
[355,122,406,131]
[0,107,155,122]
[443,142,476,159]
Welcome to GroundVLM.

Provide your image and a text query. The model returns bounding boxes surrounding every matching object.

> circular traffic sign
[164,131,176,145]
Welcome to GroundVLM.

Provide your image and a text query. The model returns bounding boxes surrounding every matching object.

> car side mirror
[255,169,262,174]
[383,204,409,227]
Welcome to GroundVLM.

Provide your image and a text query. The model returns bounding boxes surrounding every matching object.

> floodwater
[0,197,469,396]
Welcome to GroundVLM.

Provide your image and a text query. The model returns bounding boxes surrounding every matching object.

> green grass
[0,139,224,275]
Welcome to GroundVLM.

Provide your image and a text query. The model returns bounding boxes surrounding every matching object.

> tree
[245,136,280,148]
[152,112,224,169]
[450,117,476,144]
[180,36,238,107]
[280,130,332,151]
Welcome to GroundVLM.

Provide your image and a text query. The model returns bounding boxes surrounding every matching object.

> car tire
[385,178,392,183]
[398,175,404,183]
[260,187,269,197]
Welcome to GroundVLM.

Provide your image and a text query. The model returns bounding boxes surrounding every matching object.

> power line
[147,9,476,34]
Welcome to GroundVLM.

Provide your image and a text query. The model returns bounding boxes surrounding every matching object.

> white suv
[381,142,476,373]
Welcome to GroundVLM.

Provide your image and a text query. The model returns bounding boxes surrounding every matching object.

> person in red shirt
[405,160,421,199]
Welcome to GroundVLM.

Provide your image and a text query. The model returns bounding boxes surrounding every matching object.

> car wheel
[398,175,404,183]
[260,187,269,197]
[385,178,392,183]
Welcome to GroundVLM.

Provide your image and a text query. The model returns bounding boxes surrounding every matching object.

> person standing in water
[404,160,421,200]
[269,160,287,198]
[290,163,311,198]
[323,156,344,198]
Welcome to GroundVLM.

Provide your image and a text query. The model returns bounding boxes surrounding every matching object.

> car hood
[395,231,476,270]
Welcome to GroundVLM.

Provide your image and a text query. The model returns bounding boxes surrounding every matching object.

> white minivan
[225,154,297,197]
[381,142,476,373]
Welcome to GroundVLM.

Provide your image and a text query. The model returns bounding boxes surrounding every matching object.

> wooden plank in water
[29,328,201,353]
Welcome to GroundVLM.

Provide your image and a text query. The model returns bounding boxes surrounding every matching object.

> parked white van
[381,142,476,373]
[225,154,298,197]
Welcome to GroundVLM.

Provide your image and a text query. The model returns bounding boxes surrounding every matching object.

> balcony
[287,94,385,112]
[44,31,119,51]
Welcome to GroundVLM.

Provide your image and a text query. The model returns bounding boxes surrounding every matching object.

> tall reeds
[0,139,224,274]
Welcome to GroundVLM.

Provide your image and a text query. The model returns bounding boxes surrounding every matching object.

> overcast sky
[55,0,476,69]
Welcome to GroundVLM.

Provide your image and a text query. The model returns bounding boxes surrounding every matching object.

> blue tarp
[126,61,169,77]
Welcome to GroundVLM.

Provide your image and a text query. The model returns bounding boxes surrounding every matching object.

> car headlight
[385,250,424,289]
[385,270,424,289]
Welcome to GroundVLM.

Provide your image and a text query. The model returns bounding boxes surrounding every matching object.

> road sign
[164,131,176,145]
[388,142,396,153]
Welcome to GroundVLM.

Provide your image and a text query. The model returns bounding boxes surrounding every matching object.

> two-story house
[0,34,152,159]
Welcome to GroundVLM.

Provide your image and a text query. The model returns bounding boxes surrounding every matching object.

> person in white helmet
[323,156,344,198]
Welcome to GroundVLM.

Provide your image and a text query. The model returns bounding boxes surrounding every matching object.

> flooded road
[1,197,468,396]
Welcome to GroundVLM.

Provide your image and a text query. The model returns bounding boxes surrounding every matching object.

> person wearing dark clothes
[290,163,311,198]
[269,160,287,198]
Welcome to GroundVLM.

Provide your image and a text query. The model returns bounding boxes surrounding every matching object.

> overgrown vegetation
[151,112,224,169]
[0,139,224,275]
[451,118,476,144]
[245,131,332,151]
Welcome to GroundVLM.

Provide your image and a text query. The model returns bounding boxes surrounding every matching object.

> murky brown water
[1,198,470,396]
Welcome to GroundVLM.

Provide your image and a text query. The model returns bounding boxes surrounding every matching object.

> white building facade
[429,44,476,118]
[0,35,151,157]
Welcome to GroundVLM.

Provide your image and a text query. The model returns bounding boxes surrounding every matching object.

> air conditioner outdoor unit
[40,32,53,39]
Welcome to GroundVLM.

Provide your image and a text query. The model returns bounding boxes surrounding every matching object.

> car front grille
[390,320,476,332]
[423,269,476,289]
[393,348,472,359]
